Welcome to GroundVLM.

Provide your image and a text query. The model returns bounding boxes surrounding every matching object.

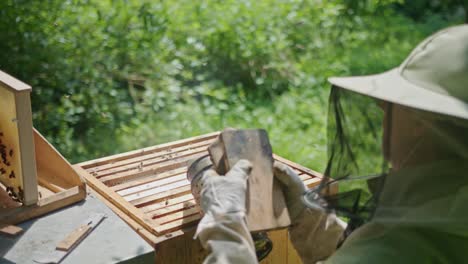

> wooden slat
[274,155,323,178]
[38,177,64,193]
[111,167,187,192]
[119,173,187,197]
[131,185,192,208]
[154,207,199,224]
[78,132,219,169]
[16,92,38,205]
[148,199,197,219]
[304,177,321,187]
[125,179,189,202]
[56,224,92,251]
[0,224,23,236]
[110,167,187,192]
[98,153,205,186]
[155,214,201,234]
[95,146,207,178]
[37,185,56,199]
[141,193,194,214]
[90,140,211,173]
[0,70,31,92]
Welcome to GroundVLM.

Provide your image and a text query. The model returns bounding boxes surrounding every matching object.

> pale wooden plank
[124,179,189,202]
[78,132,219,169]
[154,207,199,224]
[130,185,191,207]
[118,173,187,197]
[15,92,38,205]
[0,70,31,92]
[99,153,204,186]
[90,140,211,173]
[147,199,197,218]
[37,185,56,199]
[0,224,23,236]
[38,177,64,194]
[95,145,207,178]
[304,177,321,188]
[273,154,323,178]
[56,224,92,251]
[141,193,194,214]
[155,213,201,234]
[110,167,187,192]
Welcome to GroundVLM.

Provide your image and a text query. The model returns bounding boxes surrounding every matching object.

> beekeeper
[195,25,468,263]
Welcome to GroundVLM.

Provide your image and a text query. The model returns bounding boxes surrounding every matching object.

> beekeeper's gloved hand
[195,159,258,264]
[274,161,308,223]
[274,161,346,264]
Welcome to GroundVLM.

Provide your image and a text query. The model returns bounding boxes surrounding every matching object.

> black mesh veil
[304,86,390,236]
[304,85,468,241]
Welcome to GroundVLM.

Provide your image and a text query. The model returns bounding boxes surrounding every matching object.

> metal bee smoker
[187,154,213,214]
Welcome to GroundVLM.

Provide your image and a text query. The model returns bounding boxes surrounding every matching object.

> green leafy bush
[0,0,463,171]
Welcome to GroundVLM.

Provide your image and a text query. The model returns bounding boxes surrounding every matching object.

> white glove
[273,161,308,223]
[274,161,346,263]
[195,159,258,264]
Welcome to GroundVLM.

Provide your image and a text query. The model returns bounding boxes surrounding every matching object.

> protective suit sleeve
[195,160,258,264]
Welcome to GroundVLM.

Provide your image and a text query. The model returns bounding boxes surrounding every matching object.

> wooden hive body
[76,132,325,263]
[0,70,86,224]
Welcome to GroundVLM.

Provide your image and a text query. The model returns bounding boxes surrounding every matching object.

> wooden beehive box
[75,132,325,263]
[0,70,86,224]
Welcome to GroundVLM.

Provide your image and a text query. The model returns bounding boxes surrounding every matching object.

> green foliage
[0,0,464,172]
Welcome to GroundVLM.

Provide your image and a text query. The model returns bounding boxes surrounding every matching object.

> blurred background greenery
[0,0,465,172]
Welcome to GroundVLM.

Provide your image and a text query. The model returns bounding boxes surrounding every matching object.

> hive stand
[75,132,326,263]
[0,70,86,224]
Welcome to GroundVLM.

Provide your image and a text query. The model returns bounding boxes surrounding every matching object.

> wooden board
[55,214,105,252]
[56,224,92,251]
[0,224,23,236]
[76,132,324,247]
[208,129,290,232]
